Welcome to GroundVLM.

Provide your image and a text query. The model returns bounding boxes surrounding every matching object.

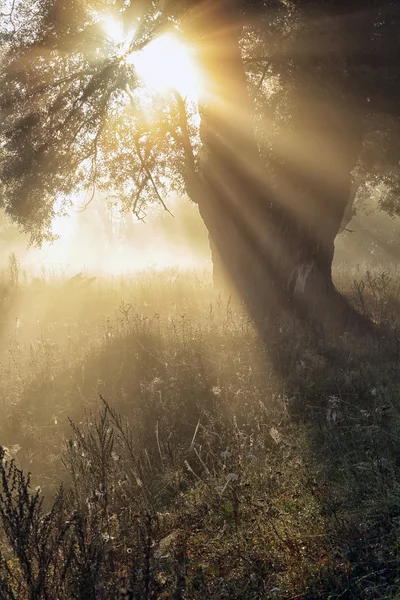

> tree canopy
[0,0,399,250]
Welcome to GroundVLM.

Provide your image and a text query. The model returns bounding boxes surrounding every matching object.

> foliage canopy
[0,0,399,245]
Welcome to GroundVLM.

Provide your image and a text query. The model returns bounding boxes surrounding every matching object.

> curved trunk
[272,87,367,328]
[191,4,367,331]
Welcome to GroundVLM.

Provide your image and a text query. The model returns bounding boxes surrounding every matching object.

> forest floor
[0,260,400,599]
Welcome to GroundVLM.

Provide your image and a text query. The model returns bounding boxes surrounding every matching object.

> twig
[256,63,270,92]
[134,138,174,217]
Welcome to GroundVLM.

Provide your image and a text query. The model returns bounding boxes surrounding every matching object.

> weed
[0,267,399,598]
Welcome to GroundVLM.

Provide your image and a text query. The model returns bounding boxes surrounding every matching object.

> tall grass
[0,263,399,598]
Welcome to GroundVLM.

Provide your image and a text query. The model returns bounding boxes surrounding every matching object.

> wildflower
[269,427,281,444]
[226,472,238,482]
[246,454,257,462]
[220,450,231,459]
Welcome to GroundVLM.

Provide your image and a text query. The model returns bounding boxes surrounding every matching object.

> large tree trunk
[192,2,367,331]
[270,86,366,328]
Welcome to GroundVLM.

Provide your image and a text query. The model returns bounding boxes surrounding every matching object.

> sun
[101,12,201,99]
[129,34,201,99]
[102,15,136,55]
[103,16,125,45]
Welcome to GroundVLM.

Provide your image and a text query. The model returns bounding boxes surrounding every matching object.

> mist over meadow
[1,1,400,598]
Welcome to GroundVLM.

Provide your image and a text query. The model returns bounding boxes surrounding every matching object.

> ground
[0,262,400,599]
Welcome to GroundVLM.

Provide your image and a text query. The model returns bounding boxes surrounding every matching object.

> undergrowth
[0,265,399,598]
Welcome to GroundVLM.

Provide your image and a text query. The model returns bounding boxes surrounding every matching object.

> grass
[0,260,400,599]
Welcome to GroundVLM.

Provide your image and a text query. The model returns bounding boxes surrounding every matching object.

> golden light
[51,212,76,240]
[103,16,125,45]
[34,17,205,275]
[99,11,202,99]
[39,197,208,276]
[102,15,136,54]
[129,34,201,99]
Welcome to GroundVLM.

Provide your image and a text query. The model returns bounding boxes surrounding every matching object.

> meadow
[0,257,400,599]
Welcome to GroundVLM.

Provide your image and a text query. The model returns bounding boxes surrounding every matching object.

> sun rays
[131,34,201,99]
[101,14,201,100]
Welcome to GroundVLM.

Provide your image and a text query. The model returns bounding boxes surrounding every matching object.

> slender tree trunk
[192,2,368,331]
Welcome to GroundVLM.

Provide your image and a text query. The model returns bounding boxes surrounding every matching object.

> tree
[0,0,399,329]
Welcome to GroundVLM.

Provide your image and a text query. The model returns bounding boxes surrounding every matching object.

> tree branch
[173,91,196,173]
[131,173,149,217]
[243,51,400,69]
[134,139,174,217]
[0,0,17,34]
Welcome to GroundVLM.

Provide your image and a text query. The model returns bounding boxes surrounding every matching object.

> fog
[1,191,400,282]
[0,195,211,278]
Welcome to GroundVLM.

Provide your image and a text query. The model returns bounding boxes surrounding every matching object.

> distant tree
[0,0,399,328]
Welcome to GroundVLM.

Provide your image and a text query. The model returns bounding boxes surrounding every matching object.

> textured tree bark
[191,2,369,331]
[272,86,367,329]
[194,5,279,318]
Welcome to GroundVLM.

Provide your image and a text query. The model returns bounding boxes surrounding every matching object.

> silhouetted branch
[173,91,196,173]
[134,139,174,217]
[243,52,400,69]
[0,0,17,34]
[131,174,149,217]
[256,64,270,91]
